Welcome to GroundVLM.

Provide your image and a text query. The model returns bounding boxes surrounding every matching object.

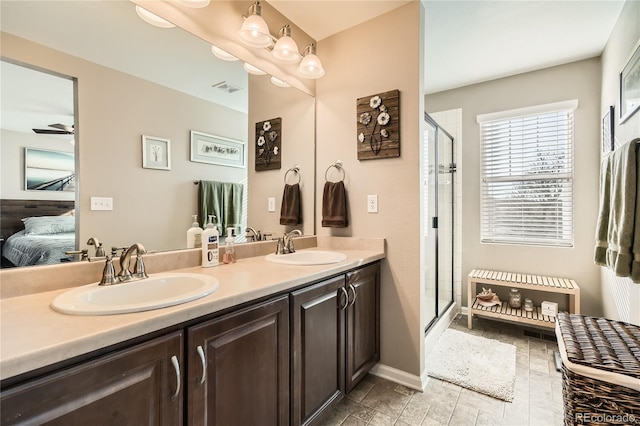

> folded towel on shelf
[604,139,640,281]
[594,154,612,266]
[322,181,348,228]
[280,183,301,226]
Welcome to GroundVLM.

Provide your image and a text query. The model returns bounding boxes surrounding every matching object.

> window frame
[477,100,578,248]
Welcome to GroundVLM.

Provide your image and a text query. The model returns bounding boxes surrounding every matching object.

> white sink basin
[265,250,347,266]
[51,273,219,315]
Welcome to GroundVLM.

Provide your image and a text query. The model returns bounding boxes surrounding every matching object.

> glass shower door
[437,127,454,317]
[424,114,455,332]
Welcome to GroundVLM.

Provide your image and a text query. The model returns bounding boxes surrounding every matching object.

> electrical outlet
[367,195,378,213]
[91,196,113,211]
[268,197,276,212]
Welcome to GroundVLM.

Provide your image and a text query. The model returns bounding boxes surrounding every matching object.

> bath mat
[425,328,516,401]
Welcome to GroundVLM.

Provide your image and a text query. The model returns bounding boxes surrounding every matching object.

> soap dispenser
[201,215,219,268]
[187,214,203,248]
[223,227,236,264]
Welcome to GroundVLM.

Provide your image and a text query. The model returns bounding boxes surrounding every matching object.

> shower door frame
[424,112,455,334]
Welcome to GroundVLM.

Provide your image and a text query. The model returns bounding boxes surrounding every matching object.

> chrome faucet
[86,237,105,257]
[283,229,302,254]
[245,227,261,242]
[118,243,147,282]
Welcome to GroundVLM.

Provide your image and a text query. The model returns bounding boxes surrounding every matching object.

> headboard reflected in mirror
[0,199,76,268]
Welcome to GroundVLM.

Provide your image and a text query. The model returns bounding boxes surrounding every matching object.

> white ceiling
[268,0,626,93]
[1,0,626,134]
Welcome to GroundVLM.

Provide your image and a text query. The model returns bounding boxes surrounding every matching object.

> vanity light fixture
[178,0,210,7]
[135,5,175,28]
[211,46,238,62]
[270,76,290,88]
[272,25,301,64]
[243,62,267,76]
[238,2,272,48]
[237,2,324,79]
[297,44,325,79]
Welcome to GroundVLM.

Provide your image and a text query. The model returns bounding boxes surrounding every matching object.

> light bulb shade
[270,76,290,88]
[272,26,300,63]
[298,46,324,79]
[179,0,210,7]
[238,3,272,48]
[211,46,238,61]
[244,62,267,75]
[135,6,175,28]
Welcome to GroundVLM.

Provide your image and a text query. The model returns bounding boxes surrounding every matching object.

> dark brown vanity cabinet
[186,295,289,426]
[0,331,184,425]
[291,263,380,425]
[0,262,380,426]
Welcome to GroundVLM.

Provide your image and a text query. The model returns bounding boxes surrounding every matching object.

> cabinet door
[1,331,183,426]
[187,295,289,426]
[346,263,380,392]
[291,275,346,426]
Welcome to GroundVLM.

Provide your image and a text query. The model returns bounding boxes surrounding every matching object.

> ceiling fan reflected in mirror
[32,123,74,135]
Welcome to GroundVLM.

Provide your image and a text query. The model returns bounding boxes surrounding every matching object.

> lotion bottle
[223,227,236,264]
[187,215,203,248]
[201,215,219,268]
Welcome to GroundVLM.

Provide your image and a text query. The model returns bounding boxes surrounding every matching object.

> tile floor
[320,314,564,426]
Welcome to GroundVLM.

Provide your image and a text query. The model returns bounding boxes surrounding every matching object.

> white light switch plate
[367,195,378,213]
[268,197,276,212]
[91,197,113,211]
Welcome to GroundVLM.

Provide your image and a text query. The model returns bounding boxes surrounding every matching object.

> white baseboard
[460,305,469,316]
[369,363,427,391]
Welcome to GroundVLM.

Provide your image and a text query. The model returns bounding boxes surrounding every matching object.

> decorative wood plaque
[255,117,282,171]
[356,89,400,160]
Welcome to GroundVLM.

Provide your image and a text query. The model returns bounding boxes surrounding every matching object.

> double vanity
[0,236,384,425]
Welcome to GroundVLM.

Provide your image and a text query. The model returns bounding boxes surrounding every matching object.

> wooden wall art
[356,89,400,160]
[255,117,281,171]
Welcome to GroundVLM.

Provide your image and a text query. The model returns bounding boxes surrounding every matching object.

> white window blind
[478,101,576,247]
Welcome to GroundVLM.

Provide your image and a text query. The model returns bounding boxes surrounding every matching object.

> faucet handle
[66,249,88,261]
[286,238,296,254]
[133,253,148,279]
[275,238,286,255]
[111,246,127,257]
[99,255,119,286]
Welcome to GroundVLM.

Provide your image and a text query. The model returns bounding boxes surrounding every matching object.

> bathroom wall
[2,33,247,252]
[599,0,640,326]
[425,58,603,317]
[316,2,425,382]
[247,74,315,238]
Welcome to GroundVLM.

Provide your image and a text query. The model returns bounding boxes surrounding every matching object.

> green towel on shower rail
[198,180,243,236]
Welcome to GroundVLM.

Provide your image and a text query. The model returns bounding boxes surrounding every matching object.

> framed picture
[602,106,614,153]
[24,147,75,192]
[142,135,171,170]
[255,117,282,172]
[190,130,245,168]
[619,40,640,124]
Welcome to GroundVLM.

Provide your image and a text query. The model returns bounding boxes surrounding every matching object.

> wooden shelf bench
[467,269,580,330]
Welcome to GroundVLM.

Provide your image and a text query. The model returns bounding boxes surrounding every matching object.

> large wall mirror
[0,0,315,269]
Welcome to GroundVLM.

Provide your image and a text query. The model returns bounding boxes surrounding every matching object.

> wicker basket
[555,312,640,425]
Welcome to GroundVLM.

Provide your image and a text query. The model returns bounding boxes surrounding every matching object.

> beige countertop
[0,240,384,382]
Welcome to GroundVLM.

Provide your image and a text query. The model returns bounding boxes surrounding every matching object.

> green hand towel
[605,140,639,278]
[199,181,224,230]
[198,181,244,235]
[594,154,611,266]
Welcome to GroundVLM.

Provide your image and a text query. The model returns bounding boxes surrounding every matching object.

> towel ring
[325,161,345,182]
[284,165,301,184]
